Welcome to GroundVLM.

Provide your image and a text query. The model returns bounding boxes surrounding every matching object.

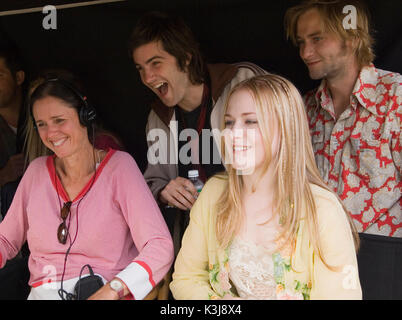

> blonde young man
[285,0,401,299]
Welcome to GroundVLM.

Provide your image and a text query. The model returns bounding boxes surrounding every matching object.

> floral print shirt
[304,64,402,237]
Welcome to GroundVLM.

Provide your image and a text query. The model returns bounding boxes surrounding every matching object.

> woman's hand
[87,279,129,300]
[87,284,120,300]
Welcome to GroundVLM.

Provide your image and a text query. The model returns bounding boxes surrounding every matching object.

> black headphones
[31,78,97,130]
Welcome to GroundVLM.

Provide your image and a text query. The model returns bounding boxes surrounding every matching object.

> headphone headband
[31,77,97,129]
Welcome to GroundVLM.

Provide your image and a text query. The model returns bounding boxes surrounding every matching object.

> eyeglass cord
[57,126,98,300]
[57,194,87,300]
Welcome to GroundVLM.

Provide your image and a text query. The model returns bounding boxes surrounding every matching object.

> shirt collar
[351,64,380,116]
[314,79,335,117]
[314,64,380,117]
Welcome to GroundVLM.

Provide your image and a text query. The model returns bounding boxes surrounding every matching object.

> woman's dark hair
[29,70,96,142]
[129,11,207,85]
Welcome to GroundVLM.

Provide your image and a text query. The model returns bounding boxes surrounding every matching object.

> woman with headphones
[22,69,125,165]
[0,77,174,299]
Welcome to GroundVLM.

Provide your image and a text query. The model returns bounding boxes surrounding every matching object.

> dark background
[0,0,401,172]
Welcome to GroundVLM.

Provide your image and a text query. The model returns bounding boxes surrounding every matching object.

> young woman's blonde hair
[216,74,359,270]
[284,0,375,69]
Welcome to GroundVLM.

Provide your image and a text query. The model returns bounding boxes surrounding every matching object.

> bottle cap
[188,170,199,178]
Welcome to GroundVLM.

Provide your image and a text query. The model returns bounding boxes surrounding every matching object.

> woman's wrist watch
[109,279,125,299]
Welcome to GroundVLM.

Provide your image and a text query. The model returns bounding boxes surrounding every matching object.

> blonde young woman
[170,74,362,300]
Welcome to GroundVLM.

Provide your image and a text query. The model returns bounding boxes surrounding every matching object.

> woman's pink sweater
[0,149,174,299]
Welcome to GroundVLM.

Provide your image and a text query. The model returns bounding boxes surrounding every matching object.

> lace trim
[229,237,277,300]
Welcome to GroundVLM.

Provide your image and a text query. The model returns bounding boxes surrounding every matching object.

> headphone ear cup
[79,104,97,127]
[86,106,97,123]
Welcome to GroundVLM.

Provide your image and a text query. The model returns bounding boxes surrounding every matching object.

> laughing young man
[129,12,267,249]
[285,0,401,299]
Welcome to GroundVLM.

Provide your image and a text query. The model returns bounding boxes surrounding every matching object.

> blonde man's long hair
[216,74,359,269]
[284,0,375,69]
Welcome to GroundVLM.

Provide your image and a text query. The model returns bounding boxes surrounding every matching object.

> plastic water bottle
[188,170,204,199]
[165,170,204,209]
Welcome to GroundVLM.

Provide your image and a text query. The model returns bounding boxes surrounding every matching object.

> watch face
[110,280,123,291]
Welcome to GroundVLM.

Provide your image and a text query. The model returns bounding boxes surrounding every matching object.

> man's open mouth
[154,82,168,95]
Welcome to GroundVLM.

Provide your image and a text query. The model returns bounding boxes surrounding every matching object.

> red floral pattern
[304,64,401,237]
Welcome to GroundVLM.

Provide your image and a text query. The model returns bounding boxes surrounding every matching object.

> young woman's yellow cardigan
[170,176,362,300]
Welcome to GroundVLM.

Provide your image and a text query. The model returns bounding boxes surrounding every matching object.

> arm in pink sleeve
[0,161,34,267]
[112,153,174,299]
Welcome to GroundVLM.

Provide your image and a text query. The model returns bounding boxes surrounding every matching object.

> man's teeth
[154,82,166,89]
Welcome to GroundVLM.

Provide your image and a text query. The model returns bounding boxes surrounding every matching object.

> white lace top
[229,237,277,300]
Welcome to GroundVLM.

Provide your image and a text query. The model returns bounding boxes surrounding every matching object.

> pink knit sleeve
[111,152,174,299]
[0,159,41,267]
